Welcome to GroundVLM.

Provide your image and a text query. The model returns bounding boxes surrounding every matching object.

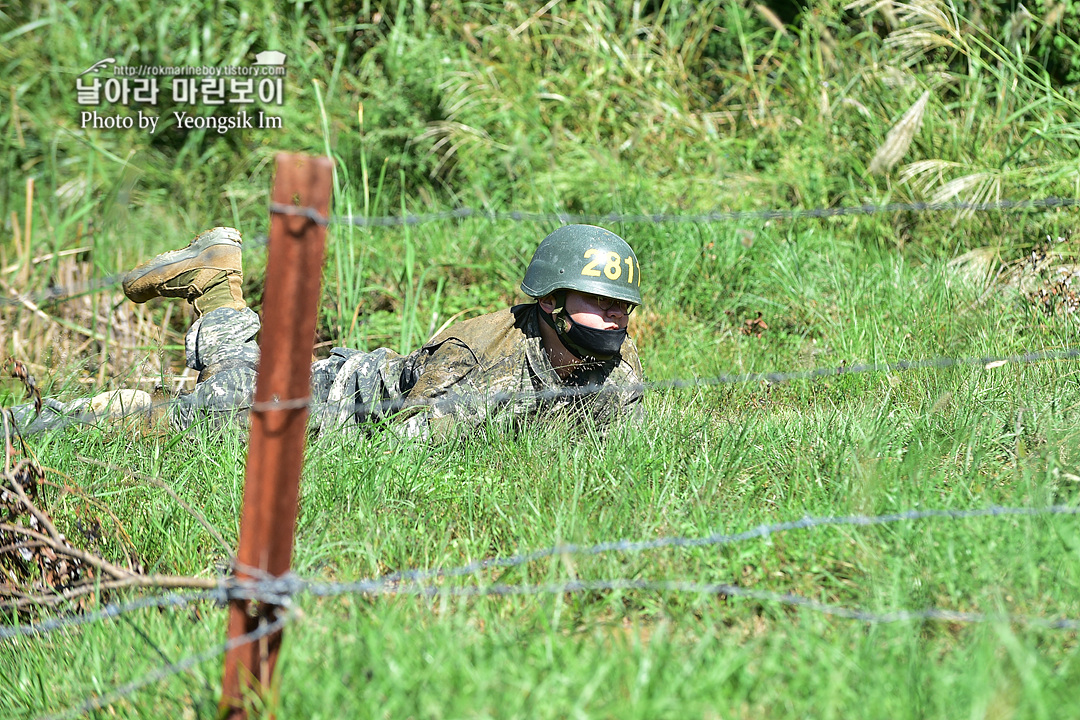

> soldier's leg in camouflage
[123,227,417,434]
[174,308,370,432]
[5,391,155,436]
[169,307,261,430]
[5,399,96,435]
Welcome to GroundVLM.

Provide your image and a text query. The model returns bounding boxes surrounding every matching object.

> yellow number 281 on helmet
[520,225,642,306]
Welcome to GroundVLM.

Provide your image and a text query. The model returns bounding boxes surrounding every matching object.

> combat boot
[122,226,246,316]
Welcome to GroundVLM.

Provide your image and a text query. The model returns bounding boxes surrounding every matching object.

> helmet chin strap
[539,292,626,362]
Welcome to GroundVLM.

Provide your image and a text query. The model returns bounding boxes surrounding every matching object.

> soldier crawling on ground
[9,225,646,438]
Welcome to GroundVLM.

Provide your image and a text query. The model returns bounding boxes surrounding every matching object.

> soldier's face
[563,290,631,331]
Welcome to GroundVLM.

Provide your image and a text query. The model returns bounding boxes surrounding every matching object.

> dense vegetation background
[2,1,1080,718]
[1,0,1079,373]
[4,0,1080,220]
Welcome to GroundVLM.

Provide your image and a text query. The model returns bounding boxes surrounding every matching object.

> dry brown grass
[1,256,191,401]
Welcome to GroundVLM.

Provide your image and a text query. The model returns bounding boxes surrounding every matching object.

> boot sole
[123,227,242,302]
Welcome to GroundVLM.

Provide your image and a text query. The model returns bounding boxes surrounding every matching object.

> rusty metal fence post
[220,153,333,718]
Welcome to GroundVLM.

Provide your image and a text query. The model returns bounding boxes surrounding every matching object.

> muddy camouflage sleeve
[392,339,500,437]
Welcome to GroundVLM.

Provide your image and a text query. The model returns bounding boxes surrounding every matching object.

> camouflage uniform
[172,302,644,438]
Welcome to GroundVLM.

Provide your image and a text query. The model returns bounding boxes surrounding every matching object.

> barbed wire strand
[20,575,1080,719]
[23,569,1079,718]
[268,196,1080,228]
[2,195,1074,308]
[258,344,1080,417]
[310,504,1080,589]
[231,572,1080,629]
[36,613,291,720]
[6,503,1077,640]
[325,578,1080,631]
[22,570,1077,719]
[10,341,1080,438]
[8,504,1079,716]
[0,588,227,640]
[31,569,1069,633]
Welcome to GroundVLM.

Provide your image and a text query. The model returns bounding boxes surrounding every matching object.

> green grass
[5,226,1080,718]
[2,0,1080,717]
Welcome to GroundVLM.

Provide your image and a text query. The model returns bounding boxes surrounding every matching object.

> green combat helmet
[520,224,642,305]
[521,225,641,360]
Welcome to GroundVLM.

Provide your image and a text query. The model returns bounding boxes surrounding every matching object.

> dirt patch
[1007,237,1080,315]
[947,233,1080,316]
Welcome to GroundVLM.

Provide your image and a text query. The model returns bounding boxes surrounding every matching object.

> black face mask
[561,315,627,360]
[540,304,627,361]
